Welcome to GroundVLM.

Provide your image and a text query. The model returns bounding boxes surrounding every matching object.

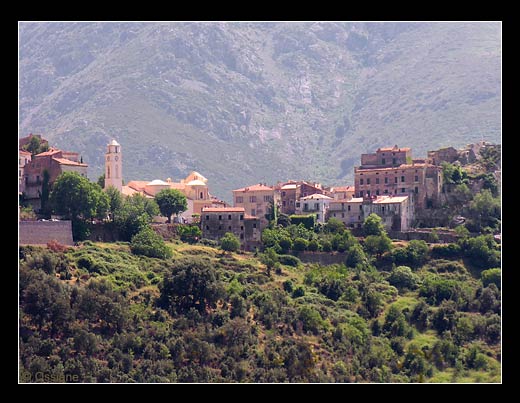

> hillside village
[19,133,501,250]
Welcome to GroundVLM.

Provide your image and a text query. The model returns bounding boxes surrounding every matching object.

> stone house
[326,197,364,228]
[201,207,261,250]
[232,183,279,228]
[19,149,32,194]
[276,180,324,215]
[361,195,414,232]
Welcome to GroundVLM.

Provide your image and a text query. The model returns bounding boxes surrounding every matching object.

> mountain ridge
[19,22,501,202]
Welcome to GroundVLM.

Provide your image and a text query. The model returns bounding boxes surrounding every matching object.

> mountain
[19,22,501,202]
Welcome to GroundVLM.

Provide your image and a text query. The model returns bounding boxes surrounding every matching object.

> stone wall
[387,229,459,243]
[19,220,74,246]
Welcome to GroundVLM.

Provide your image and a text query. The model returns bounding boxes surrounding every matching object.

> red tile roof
[233,184,273,192]
[35,148,61,157]
[19,149,32,156]
[52,157,88,167]
[202,207,246,213]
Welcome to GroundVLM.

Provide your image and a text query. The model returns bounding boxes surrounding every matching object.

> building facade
[201,207,261,250]
[23,148,88,210]
[104,139,123,192]
[354,145,442,210]
[327,197,364,228]
[232,184,279,228]
[276,181,324,215]
[295,193,333,223]
[361,195,414,232]
[19,150,32,194]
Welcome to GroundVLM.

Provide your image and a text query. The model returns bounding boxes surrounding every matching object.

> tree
[363,213,386,236]
[388,266,419,290]
[24,135,48,156]
[220,232,240,253]
[293,238,308,251]
[324,218,345,234]
[466,189,501,233]
[364,234,392,257]
[159,257,225,314]
[260,247,279,276]
[114,194,159,241]
[178,225,202,244]
[105,186,123,221]
[277,213,291,227]
[155,189,187,223]
[97,174,105,189]
[49,172,109,240]
[481,268,501,289]
[130,226,172,259]
[278,237,293,253]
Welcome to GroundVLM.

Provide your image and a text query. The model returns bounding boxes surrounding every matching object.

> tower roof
[109,139,120,146]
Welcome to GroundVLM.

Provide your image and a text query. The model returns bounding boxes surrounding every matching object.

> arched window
[200,192,203,199]
[107,166,110,178]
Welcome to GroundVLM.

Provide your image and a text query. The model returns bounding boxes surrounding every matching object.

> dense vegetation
[19,226,501,382]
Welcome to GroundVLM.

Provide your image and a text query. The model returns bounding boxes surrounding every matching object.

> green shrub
[130,226,172,259]
[431,243,462,259]
[321,240,332,252]
[221,232,241,252]
[292,286,305,298]
[278,254,302,267]
[293,238,309,251]
[289,214,316,230]
[307,239,320,252]
[481,268,501,289]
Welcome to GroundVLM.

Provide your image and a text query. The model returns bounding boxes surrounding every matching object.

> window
[228,226,232,230]
[382,158,385,165]
[316,214,320,220]
[290,200,294,205]
[393,158,397,164]
[107,167,110,178]
[253,223,256,228]
[333,213,336,217]
[264,195,272,202]
[205,215,209,221]
[385,177,388,184]
[241,226,244,230]
[206,225,209,230]
[282,201,286,207]
[367,190,371,196]
[348,205,351,211]
[218,215,222,220]
[200,192,204,199]
[382,206,385,213]
[358,216,361,220]
[415,187,419,194]
[401,188,406,193]
[296,202,300,208]
[303,203,308,211]
[360,179,364,185]
[240,215,244,220]
[314,203,319,210]
[367,178,371,185]
[236,196,243,203]
[359,205,362,211]
[376,189,380,195]
[341,213,345,218]
[375,178,379,184]
[218,225,222,230]
[384,189,388,194]
[282,191,286,197]
[251,209,256,216]
[415,175,419,182]
[250,196,256,203]
[401,176,405,182]
[394,177,398,183]
[240,233,244,239]
[228,215,232,220]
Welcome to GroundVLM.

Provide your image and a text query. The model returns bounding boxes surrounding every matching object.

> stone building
[295,193,333,223]
[19,149,32,194]
[201,207,261,250]
[361,195,414,232]
[275,180,324,215]
[327,197,364,228]
[328,185,355,201]
[354,145,442,210]
[23,148,88,211]
[232,183,280,228]
[104,139,123,192]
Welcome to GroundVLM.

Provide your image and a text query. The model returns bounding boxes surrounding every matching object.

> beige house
[327,197,364,228]
[232,183,279,228]
[362,195,414,232]
[295,193,333,223]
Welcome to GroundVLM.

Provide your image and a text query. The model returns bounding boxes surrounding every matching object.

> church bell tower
[104,139,122,192]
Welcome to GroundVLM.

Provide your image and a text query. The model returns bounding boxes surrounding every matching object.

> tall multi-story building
[232,183,279,228]
[354,145,442,210]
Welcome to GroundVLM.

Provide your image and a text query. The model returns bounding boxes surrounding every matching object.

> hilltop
[19,22,501,201]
